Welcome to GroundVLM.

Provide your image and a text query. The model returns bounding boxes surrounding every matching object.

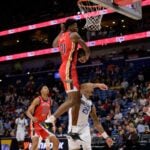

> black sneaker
[40,122,53,132]
[68,132,83,141]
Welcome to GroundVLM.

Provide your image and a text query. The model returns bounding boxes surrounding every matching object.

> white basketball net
[78,0,104,31]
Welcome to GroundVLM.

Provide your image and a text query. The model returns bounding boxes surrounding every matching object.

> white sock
[45,115,56,123]
[71,126,79,133]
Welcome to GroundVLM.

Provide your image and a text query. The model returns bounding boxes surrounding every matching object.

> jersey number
[60,43,66,55]
[82,105,90,115]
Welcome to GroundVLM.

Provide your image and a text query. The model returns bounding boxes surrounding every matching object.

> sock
[45,115,56,123]
[71,126,79,133]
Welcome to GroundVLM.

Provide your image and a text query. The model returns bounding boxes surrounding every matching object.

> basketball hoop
[77,0,104,31]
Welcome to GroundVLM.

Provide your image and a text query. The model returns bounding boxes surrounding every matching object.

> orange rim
[77,0,102,8]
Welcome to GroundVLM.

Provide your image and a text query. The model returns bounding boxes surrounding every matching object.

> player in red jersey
[50,19,90,134]
[26,85,59,150]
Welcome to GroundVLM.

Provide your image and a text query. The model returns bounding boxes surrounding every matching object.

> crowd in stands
[1,11,150,57]
[86,17,150,41]
[0,53,150,149]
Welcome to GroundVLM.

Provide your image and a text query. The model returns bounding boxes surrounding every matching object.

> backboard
[89,0,142,20]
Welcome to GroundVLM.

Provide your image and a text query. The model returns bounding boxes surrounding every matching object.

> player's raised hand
[106,137,114,148]
[60,23,65,32]
[98,83,108,90]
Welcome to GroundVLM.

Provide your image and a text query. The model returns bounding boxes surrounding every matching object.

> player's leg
[17,141,22,150]
[68,138,81,150]
[19,132,25,150]
[39,124,59,150]
[17,141,24,150]
[49,68,81,127]
[47,135,59,150]
[30,123,40,150]
[16,131,25,150]
[45,138,50,150]
[80,126,92,150]
[53,91,80,125]
[16,131,21,149]
[31,136,39,150]
[82,145,91,150]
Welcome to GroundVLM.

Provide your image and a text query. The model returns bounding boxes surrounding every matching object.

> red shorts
[59,64,79,93]
[30,122,53,139]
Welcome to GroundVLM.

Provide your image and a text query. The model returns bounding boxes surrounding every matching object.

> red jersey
[58,32,80,92]
[33,96,51,122]
[58,31,78,67]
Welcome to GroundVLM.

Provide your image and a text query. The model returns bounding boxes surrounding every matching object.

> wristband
[101,132,109,139]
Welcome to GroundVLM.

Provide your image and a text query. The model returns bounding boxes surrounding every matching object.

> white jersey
[68,95,92,131]
[15,118,28,132]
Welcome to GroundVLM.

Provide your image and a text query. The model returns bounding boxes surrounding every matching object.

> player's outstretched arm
[90,105,114,148]
[26,97,40,122]
[81,83,108,92]
[71,32,90,62]
[52,24,65,47]
[93,83,108,90]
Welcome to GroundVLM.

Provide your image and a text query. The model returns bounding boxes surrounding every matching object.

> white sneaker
[45,115,56,123]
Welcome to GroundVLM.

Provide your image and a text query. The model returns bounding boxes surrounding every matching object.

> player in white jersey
[15,112,28,150]
[68,83,114,150]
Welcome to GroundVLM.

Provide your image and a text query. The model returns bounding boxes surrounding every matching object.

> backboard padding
[89,0,142,20]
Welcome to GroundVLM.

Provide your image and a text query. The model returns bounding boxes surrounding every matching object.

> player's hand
[31,117,38,123]
[78,48,90,63]
[85,52,90,61]
[98,84,108,90]
[60,23,65,32]
[78,55,88,63]
[106,137,114,148]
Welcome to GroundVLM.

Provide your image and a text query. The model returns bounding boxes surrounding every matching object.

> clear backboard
[89,0,142,20]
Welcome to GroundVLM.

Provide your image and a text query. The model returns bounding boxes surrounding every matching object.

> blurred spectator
[138,72,144,82]
[0,54,149,150]
[5,85,17,103]
[121,79,129,89]
[114,109,123,120]
[143,105,150,124]
[102,115,113,136]
[125,124,139,149]
[0,118,4,136]
[115,125,125,149]
[56,126,66,137]
[139,94,147,106]
[143,105,150,117]
[137,120,145,134]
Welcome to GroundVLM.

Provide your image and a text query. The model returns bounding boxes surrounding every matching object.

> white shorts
[16,130,25,141]
[68,125,91,150]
